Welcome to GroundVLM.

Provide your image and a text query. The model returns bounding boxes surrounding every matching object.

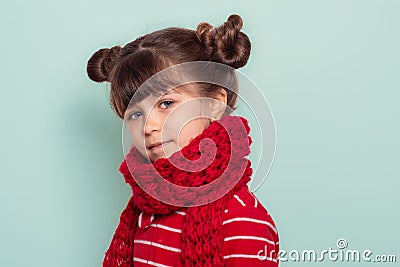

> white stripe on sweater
[138,212,143,228]
[233,194,246,206]
[223,254,278,262]
[222,217,278,234]
[133,257,172,267]
[134,240,181,253]
[249,191,258,208]
[150,223,182,233]
[224,235,275,245]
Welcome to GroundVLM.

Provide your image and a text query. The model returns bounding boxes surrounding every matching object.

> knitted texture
[103,115,253,267]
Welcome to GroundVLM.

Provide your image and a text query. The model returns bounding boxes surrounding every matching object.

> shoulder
[221,186,279,266]
[225,186,270,212]
[225,187,277,223]
[223,186,279,239]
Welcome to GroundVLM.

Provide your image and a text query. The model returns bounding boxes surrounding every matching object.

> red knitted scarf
[103,115,254,267]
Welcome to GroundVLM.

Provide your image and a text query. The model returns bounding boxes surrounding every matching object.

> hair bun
[86,45,121,82]
[196,14,251,69]
[227,14,243,31]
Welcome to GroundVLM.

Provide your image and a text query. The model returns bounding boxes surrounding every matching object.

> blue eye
[160,100,174,109]
[129,111,142,120]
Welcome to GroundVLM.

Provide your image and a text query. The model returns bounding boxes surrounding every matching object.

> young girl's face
[124,86,213,162]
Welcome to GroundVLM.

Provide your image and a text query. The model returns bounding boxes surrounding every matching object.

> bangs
[109,49,172,118]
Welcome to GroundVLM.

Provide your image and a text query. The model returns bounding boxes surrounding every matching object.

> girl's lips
[148,141,171,151]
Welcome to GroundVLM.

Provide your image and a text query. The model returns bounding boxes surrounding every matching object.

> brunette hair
[86,14,251,119]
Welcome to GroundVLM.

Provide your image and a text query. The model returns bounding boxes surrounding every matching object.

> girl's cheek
[177,119,209,149]
[128,131,148,158]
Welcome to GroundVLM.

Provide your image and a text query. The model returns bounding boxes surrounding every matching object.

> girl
[87,14,279,267]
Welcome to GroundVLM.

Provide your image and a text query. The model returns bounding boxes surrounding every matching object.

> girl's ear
[210,88,228,122]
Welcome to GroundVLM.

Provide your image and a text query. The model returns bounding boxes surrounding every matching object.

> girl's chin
[147,153,167,163]
[147,142,179,162]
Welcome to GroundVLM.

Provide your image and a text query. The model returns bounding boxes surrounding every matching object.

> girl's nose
[144,111,161,135]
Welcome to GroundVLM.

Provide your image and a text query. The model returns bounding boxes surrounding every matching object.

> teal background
[2,0,399,266]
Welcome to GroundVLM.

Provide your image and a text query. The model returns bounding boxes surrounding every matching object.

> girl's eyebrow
[162,88,183,96]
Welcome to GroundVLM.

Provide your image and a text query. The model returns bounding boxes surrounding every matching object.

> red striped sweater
[132,186,279,266]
